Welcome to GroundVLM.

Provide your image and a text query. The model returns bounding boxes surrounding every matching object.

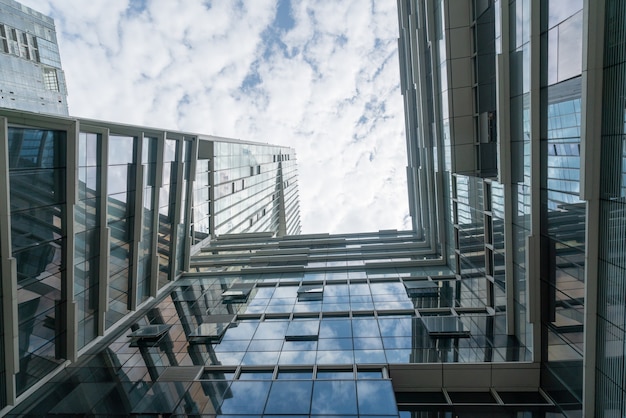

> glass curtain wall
[106,135,137,329]
[192,157,211,246]
[431,0,455,265]
[595,0,626,415]
[509,0,532,351]
[213,142,300,237]
[539,0,585,409]
[136,136,158,305]
[75,132,101,348]
[175,140,192,276]
[8,127,66,396]
[158,139,178,288]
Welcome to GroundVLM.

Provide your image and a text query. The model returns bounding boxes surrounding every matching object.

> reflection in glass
[264,380,312,414]
[218,381,271,414]
[311,380,357,415]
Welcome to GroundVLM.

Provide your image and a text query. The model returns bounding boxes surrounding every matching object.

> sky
[22,0,410,234]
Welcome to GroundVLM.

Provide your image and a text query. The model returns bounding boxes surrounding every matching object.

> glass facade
[137,136,158,305]
[0,110,301,410]
[539,1,585,410]
[213,141,300,237]
[106,134,137,328]
[1,0,625,415]
[595,0,626,415]
[0,0,68,115]
[8,127,67,396]
[7,232,557,416]
[75,132,101,348]
[509,0,533,352]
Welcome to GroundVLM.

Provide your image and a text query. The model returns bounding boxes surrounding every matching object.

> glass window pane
[356,380,399,415]
[264,381,312,414]
[311,380,357,415]
[218,381,271,414]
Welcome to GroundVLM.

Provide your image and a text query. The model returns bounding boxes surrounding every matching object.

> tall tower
[0,0,68,115]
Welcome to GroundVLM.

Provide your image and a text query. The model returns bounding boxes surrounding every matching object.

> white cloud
[20,0,410,234]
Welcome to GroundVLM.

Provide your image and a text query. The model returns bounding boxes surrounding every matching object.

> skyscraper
[398,0,626,416]
[1,0,626,417]
[0,0,68,115]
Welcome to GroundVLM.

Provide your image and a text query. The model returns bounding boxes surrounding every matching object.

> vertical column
[580,0,606,414]
[183,138,199,272]
[129,133,145,311]
[149,132,165,297]
[208,140,215,240]
[169,139,184,279]
[495,0,516,336]
[0,117,18,406]
[64,121,79,362]
[97,129,110,336]
[526,0,542,360]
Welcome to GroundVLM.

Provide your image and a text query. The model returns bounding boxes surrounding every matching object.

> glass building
[0,109,300,414]
[1,0,626,416]
[0,0,68,115]
[398,0,626,416]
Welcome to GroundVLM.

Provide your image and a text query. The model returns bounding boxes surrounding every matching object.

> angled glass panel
[297,284,324,301]
[421,316,471,338]
[127,324,171,340]
[404,280,439,297]
[221,283,253,304]
[285,320,320,341]
[189,322,229,343]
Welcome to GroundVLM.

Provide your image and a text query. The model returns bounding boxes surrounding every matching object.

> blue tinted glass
[354,350,387,363]
[246,339,283,351]
[357,371,383,379]
[317,370,354,379]
[318,338,353,350]
[352,319,381,337]
[222,321,259,340]
[320,319,353,338]
[316,350,354,364]
[238,371,273,380]
[277,370,313,379]
[241,351,280,366]
[264,381,313,414]
[285,320,319,338]
[353,337,383,350]
[278,351,317,365]
[282,340,317,351]
[218,381,271,414]
[311,381,357,415]
[356,380,399,415]
[378,317,413,337]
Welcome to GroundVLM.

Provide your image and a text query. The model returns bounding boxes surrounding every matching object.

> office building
[398,0,626,416]
[0,110,300,413]
[0,0,68,115]
[1,0,625,416]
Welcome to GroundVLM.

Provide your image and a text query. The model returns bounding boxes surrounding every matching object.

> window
[404,280,439,297]
[42,67,59,91]
[222,284,253,303]
[297,285,324,301]
[285,319,319,341]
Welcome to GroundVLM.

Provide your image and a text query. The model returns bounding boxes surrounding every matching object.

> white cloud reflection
[23,0,410,234]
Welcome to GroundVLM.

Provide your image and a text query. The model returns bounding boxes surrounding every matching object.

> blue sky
[23,0,410,233]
